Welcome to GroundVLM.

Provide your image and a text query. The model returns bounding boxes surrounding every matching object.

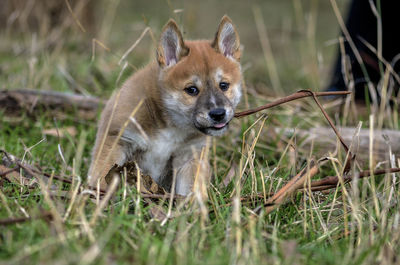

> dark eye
[184,86,199,96]
[219,82,230,91]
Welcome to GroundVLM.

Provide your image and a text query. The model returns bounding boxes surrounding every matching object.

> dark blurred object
[327,0,400,101]
[0,0,95,37]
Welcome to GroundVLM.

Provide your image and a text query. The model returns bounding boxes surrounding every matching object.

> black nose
[208,108,226,122]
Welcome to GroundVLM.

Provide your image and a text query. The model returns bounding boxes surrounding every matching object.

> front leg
[88,135,127,190]
[173,148,211,196]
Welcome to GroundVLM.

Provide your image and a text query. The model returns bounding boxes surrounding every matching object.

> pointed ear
[157,19,189,68]
[211,15,241,61]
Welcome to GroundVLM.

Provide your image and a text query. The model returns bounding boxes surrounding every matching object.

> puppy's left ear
[157,19,189,68]
[212,15,241,61]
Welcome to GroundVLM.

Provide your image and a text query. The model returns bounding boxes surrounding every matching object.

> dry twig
[254,158,326,214]
[309,167,400,191]
[234,90,351,118]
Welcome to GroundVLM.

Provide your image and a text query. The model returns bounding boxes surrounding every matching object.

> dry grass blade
[90,176,119,226]
[252,6,281,94]
[118,27,151,65]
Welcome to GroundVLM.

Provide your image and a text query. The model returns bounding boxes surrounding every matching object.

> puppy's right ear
[157,19,189,68]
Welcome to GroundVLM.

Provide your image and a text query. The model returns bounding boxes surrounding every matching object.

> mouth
[211,122,228,130]
[195,121,230,136]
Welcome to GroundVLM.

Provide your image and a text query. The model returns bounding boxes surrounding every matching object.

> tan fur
[89,15,243,195]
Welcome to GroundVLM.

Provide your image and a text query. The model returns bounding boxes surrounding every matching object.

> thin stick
[309,91,350,153]
[234,90,350,118]
[307,91,355,174]
[235,89,354,173]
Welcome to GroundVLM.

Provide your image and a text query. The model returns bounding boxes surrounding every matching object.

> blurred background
[0,0,350,98]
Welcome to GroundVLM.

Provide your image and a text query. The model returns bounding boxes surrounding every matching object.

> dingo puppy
[89,15,242,195]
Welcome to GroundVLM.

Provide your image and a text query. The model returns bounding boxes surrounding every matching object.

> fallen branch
[0,211,53,226]
[0,89,103,118]
[276,127,400,162]
[309,167,400,190]
[1,149,104,193]
[254,158,326,214]
[245,167,400,211]
[0,150,182,201]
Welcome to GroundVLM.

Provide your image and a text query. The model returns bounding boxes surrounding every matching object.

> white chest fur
[130,128,187,181]
[121,125,205,185]
[141,128,184,181]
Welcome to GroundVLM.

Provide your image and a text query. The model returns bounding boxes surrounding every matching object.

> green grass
[1,0,400,264]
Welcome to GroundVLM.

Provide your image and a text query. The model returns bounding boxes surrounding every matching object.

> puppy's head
[157,16,242,136]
